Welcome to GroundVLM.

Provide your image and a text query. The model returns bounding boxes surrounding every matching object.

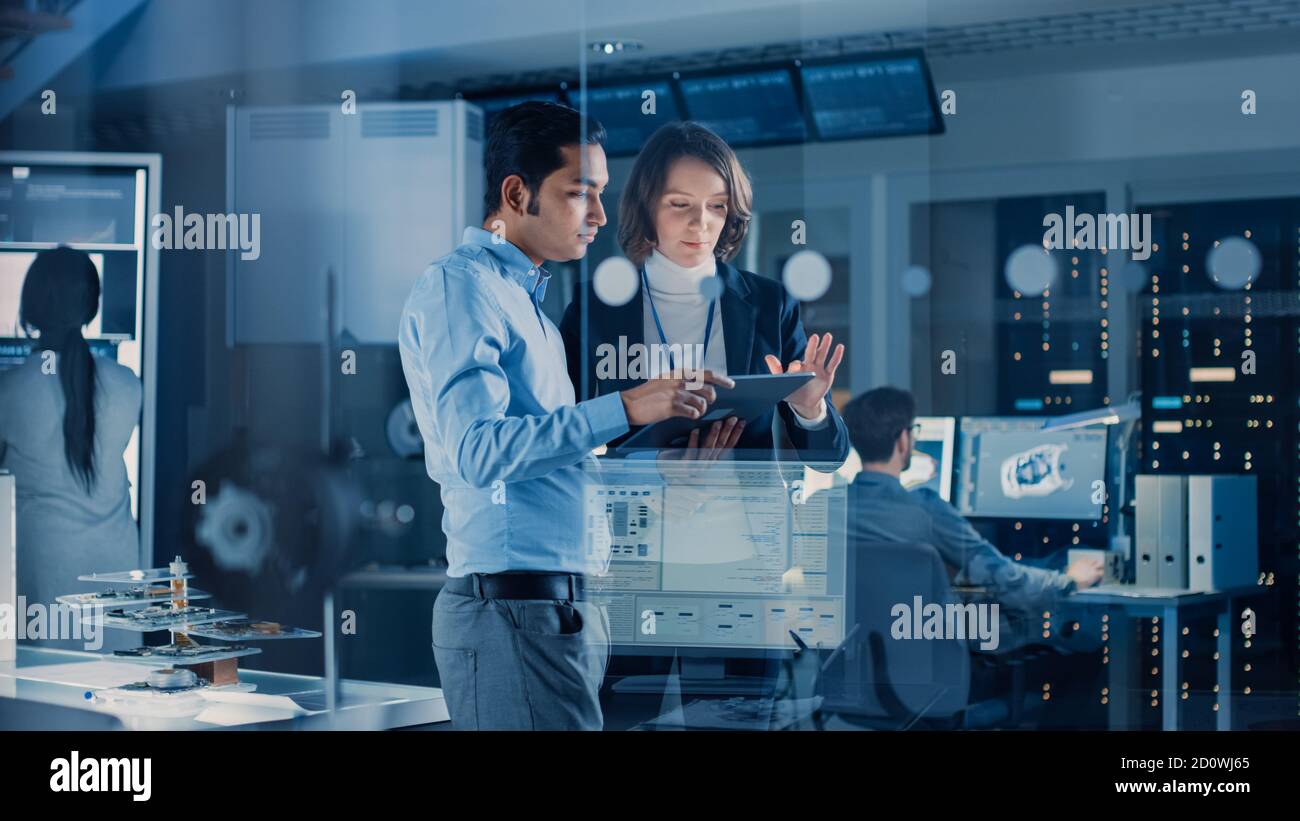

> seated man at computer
[841,387,1103,644]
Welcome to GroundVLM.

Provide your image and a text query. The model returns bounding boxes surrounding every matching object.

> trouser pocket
[430,642,478,730]
[511,599,586,637]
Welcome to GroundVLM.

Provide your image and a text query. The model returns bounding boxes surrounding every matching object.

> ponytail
[19,247,102,493]
[56,325,97,492]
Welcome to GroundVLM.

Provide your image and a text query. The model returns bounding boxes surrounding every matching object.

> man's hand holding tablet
[614,372,814,454]
[619,369,734,426]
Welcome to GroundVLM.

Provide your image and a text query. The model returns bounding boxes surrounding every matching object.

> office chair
[816,541,1038,730]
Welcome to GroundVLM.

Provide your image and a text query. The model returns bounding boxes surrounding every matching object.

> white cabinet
[228,101,484,344]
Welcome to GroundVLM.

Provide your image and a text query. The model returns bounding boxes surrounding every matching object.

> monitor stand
[611,656,775,696]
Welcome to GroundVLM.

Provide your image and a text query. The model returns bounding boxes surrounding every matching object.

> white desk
[0,646,448,730]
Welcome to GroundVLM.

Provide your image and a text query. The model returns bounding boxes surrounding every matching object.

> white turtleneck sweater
[641,250,727,378]
[641,249,826,427]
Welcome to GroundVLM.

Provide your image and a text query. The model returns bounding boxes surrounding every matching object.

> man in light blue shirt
[399,102,730,730]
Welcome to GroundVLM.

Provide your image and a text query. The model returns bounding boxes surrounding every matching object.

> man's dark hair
[483,101,606,220]
[842,387,917,463]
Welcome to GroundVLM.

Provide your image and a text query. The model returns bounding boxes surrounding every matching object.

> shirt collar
[853,469,902,486]
[462,226,550,303]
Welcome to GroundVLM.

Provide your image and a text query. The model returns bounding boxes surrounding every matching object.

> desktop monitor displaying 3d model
[956,416,1107,521]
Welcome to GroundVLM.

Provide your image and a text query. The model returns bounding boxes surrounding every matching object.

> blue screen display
[474,92,564,129]
[678,69,806,147]
[578,81,681,155]
[800,56,938,140]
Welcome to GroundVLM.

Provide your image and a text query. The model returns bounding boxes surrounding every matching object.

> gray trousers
[431,587,611,730]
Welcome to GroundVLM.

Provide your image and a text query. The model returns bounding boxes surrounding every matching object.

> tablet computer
[610,372,815,453]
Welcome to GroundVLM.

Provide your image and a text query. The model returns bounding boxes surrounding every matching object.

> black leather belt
[443,572,586,601]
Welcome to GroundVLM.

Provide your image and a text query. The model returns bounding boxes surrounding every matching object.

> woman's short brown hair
[618,122,753,266]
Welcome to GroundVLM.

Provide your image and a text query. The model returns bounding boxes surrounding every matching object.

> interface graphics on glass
[583,463,845,651]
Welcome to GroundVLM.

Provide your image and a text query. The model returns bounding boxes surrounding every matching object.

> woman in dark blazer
[560,121,849,468]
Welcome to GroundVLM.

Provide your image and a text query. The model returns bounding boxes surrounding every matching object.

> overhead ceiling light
[589,40,642,56]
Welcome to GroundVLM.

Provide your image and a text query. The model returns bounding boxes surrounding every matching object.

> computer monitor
[901,416,955,501]
[577,80,682,156]
[0,152,160,565]
[799,49,944,141]
[1,251,111,340]
[956,416,1107,521]
[802,415,955,503]
[677,67,807,148]
[582,459,846,656]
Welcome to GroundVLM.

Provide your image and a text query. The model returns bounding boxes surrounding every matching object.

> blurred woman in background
[0,246,141,639]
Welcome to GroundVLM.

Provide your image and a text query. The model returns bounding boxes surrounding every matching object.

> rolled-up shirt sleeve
[399,263,628,489]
